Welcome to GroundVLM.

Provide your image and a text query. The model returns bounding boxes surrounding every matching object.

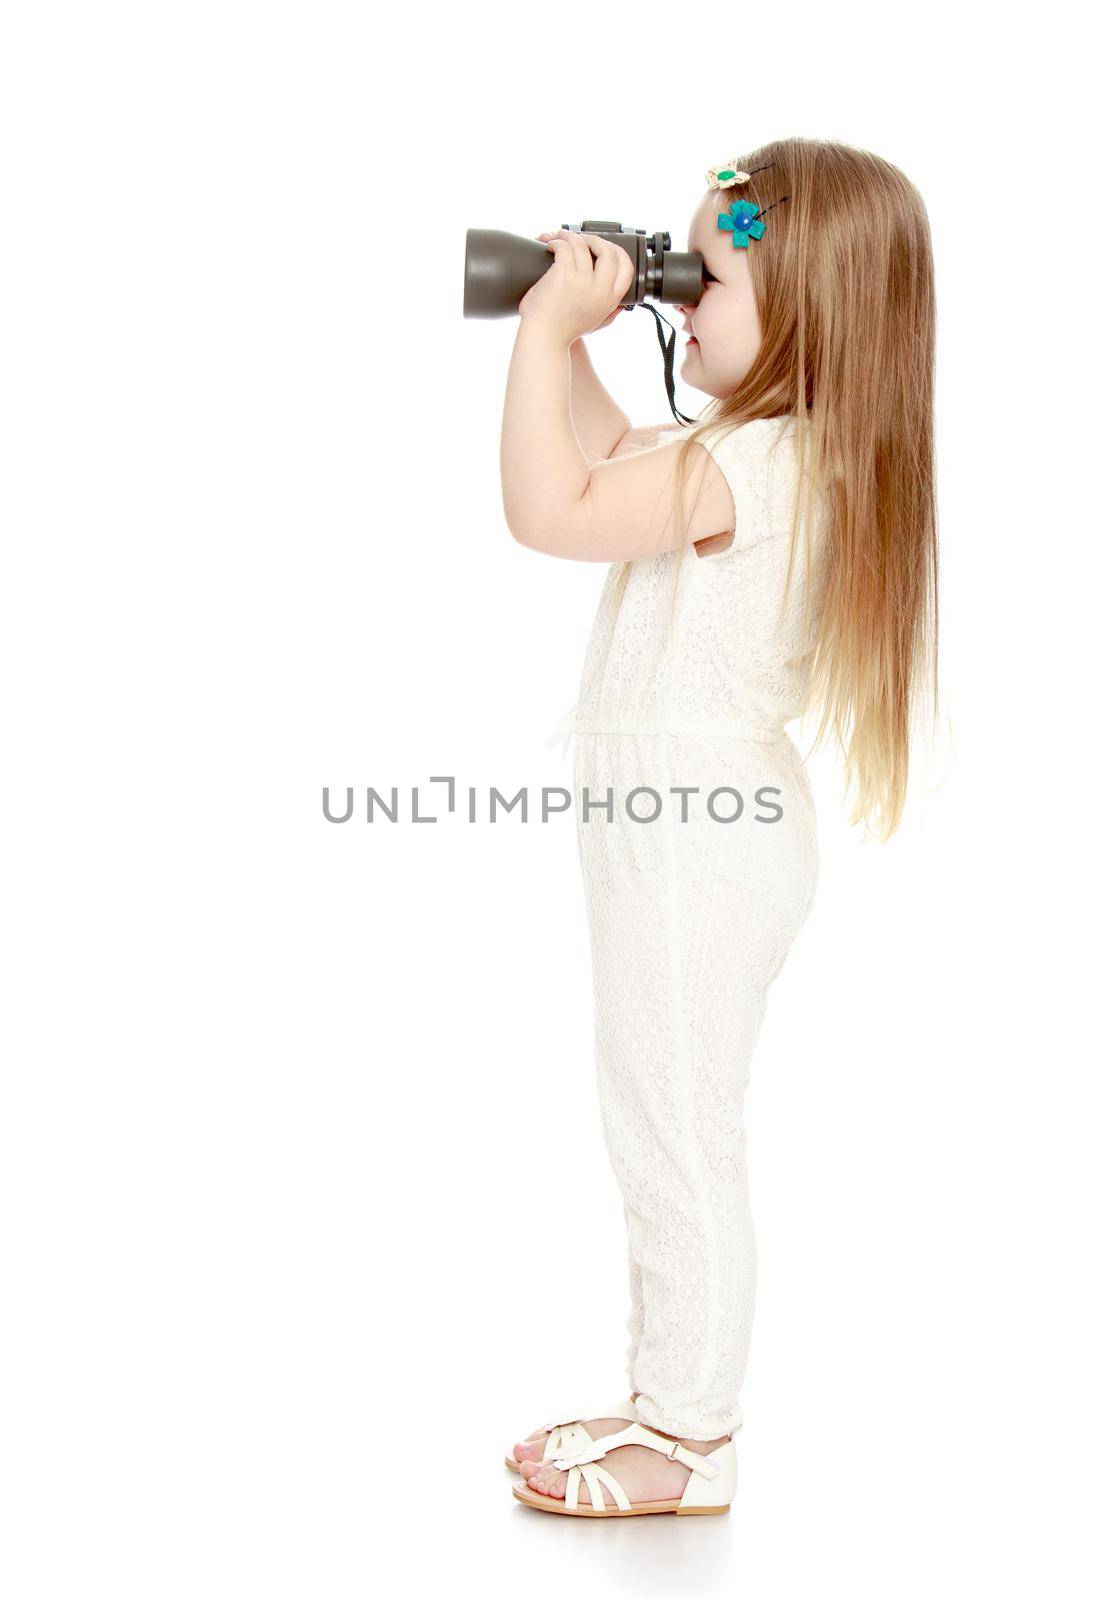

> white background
[2,4,1095,1596]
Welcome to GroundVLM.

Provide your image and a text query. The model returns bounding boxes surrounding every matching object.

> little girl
[499,137,937,1519]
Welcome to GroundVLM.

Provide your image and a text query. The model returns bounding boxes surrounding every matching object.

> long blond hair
[659,137,938,840]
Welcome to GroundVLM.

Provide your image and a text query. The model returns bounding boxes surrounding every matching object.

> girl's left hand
[518,230,635,345]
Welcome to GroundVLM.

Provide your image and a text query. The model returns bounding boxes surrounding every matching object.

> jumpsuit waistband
[544,701,782,765]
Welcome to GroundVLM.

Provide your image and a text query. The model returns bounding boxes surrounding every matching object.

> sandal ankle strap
[664,1439,721,1479]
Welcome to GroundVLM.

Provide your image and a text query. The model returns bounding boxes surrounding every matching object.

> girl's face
[676,188,763,397]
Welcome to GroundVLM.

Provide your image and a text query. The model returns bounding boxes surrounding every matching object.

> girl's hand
[518,230,635,346]
[534,234,626,340]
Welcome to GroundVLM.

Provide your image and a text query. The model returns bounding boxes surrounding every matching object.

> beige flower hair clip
[706,160,753,189]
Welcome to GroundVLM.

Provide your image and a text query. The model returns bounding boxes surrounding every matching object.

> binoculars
[463,222,704,318]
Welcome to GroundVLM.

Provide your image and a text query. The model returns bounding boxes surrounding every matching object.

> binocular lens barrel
[463,224,704,318]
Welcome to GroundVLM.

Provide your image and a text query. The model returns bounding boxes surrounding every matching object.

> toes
[520,1459,541,1480]
[526,1467,566,1500]
[514,1439,545,1464]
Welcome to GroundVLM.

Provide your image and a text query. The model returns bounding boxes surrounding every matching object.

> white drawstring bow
[544,700,578,767]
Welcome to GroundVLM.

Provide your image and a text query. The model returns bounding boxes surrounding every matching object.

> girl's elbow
[504,504,564,556]
[505,510,543,552]
[503,501,597,560]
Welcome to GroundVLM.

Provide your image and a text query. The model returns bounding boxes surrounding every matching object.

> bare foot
[519,1431,730,1507]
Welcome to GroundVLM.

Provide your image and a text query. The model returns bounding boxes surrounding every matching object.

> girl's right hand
[536,233,626,335]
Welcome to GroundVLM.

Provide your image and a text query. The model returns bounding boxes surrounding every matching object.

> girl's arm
[501,320,733,562]
[567,334,631,463]
[500,319,589,541]
[567,312,668,462]
[500,235,734,563]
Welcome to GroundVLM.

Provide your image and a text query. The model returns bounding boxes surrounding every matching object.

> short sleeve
[682,418,799,557]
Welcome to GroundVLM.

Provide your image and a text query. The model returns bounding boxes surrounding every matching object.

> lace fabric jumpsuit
[551,416,824,1442]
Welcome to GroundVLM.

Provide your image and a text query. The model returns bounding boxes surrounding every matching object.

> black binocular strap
[638,303,696,427]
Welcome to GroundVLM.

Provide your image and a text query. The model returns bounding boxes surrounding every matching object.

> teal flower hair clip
[718,199,766,247]
[716,193,790,249]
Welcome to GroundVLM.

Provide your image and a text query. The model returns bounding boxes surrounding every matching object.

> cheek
[695,287,753,364]
[692,306,720,357]
[695,288,728,345]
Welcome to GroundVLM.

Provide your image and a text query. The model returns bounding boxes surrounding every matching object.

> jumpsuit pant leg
[574,731,819,1441]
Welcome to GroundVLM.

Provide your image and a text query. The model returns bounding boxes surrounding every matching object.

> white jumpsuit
[553,416,825,1442]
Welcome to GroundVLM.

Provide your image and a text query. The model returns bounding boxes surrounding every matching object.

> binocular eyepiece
[463,222,704,318]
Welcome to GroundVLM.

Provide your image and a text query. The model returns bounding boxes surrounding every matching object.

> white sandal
[512,1419,737,1518]
[503,1397,639,1474]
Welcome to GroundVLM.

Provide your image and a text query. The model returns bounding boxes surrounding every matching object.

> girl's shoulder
[652,416,807,478]
[658,412,806,443]
[667,415,813,554]
[657,415,807,478]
